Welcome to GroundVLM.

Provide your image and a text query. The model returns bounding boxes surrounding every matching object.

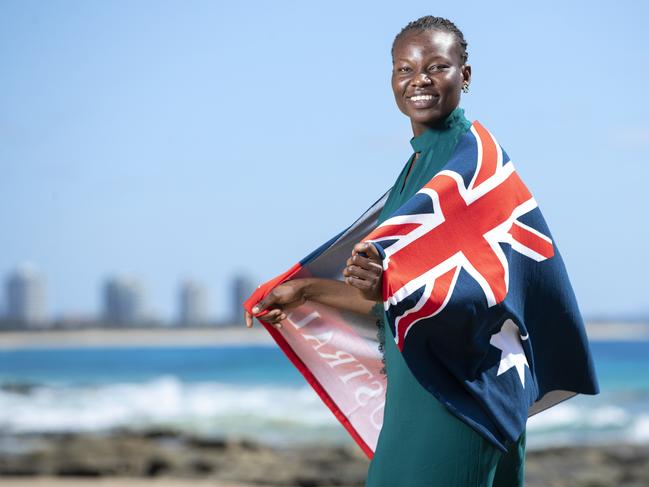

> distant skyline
[1,1,648,321]
[1,263,230,324]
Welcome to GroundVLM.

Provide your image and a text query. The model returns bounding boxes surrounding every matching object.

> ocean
[0,340,647,450]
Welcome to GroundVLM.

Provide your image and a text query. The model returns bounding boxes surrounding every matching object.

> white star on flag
[489,319,529,387]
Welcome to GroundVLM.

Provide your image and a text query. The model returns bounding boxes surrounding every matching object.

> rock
[0,432,647,486]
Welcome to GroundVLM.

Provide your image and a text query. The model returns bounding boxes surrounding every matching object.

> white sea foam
[526,400,649,448]
[0,377,343,444]
[631,414,649,442]
[589,406,630,427]
[1,377,647,447]
[528,403,582,430]
[528,403,630,431]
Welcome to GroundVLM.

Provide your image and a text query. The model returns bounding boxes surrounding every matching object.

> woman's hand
[343,242,383,302]
[244,279,308,329]
[244,247,383,330]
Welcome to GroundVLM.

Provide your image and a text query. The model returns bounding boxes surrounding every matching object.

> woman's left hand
[343,242,383,302]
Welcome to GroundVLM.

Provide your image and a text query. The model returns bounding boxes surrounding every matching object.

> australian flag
[245,121,599,456]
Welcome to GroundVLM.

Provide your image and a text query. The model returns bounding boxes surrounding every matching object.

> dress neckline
[409,106,467,154]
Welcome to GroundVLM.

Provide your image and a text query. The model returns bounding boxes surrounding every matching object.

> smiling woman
[244,14,598,487]
[362,19,530,487]
[247,17,524,486]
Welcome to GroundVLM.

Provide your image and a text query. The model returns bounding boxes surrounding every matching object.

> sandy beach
[585,322,649,341]
[1,322,647,351]
[0,326,273,349]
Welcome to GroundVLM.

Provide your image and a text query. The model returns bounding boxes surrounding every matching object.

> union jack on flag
[245,121,599,456]
[365,122,555,349]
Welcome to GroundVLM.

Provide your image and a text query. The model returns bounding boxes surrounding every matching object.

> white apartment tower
[102,276,145,326]
[5,264,47,327]
[178,280,209,326]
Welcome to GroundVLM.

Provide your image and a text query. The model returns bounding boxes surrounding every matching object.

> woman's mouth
[407,94,438,108]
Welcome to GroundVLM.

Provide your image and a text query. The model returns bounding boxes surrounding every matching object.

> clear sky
[1,0,647,322]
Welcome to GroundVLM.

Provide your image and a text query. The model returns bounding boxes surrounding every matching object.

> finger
[252,292,277,314]
[351,242,370,257]
[346,264,377,281]
[260,308,284,329]
[352,241,380,259]
[351,253,383,272]
[260,308,283,322]
[245,310,253,328]
[353,242,381,263]
[363,242,381,260]
[345,275,371,290]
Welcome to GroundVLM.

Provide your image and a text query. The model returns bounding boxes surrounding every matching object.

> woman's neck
[410,106,461,137]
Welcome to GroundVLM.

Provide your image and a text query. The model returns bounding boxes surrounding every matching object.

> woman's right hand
[244,279,308,329]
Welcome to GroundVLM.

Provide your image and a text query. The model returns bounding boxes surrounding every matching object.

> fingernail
[252,306,259,313]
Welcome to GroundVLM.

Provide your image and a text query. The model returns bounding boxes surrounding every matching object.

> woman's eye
[429,65,449,72]
[397,66,411,73]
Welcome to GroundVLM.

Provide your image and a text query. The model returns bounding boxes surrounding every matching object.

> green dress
[365,107,526,487]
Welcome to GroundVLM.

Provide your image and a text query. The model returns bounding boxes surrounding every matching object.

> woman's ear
[462,64,472,85]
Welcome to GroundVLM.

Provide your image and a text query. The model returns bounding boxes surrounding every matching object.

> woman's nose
[411,72,432,86]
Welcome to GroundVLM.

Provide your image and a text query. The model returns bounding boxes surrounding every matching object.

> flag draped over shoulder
[244,121,599,457]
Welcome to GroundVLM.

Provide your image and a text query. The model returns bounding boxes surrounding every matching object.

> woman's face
[391,29,471,136]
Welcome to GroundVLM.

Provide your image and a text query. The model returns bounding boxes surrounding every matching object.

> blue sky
[1,0,647,322]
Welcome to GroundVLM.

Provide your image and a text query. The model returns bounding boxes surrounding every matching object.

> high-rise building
[102,276,145,326]
[178,280,209,326]
[232,273,255,324]
[5,263,47,327]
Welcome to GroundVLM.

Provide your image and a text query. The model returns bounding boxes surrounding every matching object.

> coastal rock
[1,432,648,486]
[525,444,649,487]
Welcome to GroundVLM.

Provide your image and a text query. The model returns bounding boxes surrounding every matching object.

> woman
[246,16,525,487]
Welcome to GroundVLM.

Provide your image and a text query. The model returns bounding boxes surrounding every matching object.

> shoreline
[0,326,274,349]
[0,322,647,350]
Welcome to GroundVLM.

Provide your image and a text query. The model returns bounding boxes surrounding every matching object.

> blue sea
[0,341,647,450]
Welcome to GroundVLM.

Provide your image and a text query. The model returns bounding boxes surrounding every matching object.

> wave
[0,376,345,445]
[1,377,648,448]
[526,399,649,448]
[630,414,649,442]
[528,403,630,430]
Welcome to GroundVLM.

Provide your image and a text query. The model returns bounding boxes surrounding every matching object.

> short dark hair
[392,16,469,64]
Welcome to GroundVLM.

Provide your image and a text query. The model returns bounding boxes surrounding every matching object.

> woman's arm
[245,242,383,328]
[283,277,378,315]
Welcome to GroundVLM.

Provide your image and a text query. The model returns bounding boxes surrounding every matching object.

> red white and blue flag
[244,121,599,457]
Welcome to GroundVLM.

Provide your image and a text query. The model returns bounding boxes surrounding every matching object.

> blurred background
[1,0,647,486]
